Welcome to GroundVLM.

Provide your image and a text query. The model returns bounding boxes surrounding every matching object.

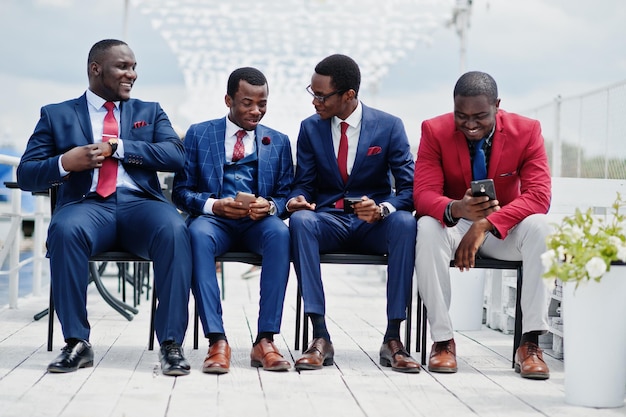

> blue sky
[1,0,625,152]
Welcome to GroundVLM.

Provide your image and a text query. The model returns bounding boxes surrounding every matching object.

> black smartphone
[343,197,363,214]
[471,179,497,200]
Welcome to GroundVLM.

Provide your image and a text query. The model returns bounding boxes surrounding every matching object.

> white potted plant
[542,193,626,408]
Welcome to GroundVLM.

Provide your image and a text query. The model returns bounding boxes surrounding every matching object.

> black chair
[416,259,523,368]
[25,184,152,351]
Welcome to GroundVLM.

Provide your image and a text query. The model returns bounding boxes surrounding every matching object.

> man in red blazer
[413,71,552,380]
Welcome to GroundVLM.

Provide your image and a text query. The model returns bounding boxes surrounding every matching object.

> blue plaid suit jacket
[172,117,294,217]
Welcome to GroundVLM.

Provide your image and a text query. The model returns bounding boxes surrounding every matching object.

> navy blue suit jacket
[289,104,414,211]
[17,93,183,209]
[172,117,294,218]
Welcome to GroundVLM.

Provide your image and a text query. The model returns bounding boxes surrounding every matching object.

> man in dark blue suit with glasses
[17,39,192,376]
[288,54,420,373]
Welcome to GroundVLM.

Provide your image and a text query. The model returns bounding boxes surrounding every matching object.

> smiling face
[88,44,136,102]
[309,73,355,120]
[226,80,268,131]
[453,94,500,141]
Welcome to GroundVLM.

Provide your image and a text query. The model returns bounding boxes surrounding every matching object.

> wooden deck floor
[1,263,624,417]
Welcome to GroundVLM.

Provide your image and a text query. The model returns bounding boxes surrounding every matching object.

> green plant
[542,193,626,285]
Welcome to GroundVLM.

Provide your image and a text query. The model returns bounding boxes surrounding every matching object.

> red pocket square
[367,146,382,156]
[133,120,147,129]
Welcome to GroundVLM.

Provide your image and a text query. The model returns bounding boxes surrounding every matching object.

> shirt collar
[225,116,255,140]
[86,89,119,111]
[332,101,363,130]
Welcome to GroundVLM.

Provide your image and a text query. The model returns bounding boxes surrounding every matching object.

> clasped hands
[60,142,115,172]
[452,188,501,271]
[214,196,271,221]
[287,195,382,223]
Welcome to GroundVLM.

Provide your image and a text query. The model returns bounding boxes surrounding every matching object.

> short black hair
[315,54,361,96]
[453,71,498,104]
[227,67,268,97]
[88,39,128,64]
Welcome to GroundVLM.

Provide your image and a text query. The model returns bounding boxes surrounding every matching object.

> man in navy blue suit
[172,67,294,374]
[17,39,192,376]
[288,54,420,373]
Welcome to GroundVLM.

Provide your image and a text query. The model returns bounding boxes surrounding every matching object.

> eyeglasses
[306,85,346,103]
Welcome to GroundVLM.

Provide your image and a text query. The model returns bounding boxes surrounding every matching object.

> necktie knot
[104,101,116,112]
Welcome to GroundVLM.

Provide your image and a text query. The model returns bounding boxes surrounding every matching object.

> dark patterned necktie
[232,129,246,162]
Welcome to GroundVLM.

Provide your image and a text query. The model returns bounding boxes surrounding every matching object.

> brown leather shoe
[295,337,334,371]
[202,340,231,374]
[379,339,421,373]
[428,339,457,373]
[515,341,550,380]
[250,338,291,371]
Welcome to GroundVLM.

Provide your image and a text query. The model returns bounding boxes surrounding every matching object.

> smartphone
[343,197,363,214]
[235,191,257,209]
[471,179,497,200]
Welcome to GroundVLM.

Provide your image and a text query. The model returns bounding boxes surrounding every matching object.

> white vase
[562,265,626,408]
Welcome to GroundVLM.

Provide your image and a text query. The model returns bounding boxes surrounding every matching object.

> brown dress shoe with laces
[250,338,291,371]
[202,340,231,374]
[428,339,457,373]
[295,337,334,371]
[515,341,550,380]
[379,339,421,373]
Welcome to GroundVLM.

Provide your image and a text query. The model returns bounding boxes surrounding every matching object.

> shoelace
[165,344,184,359]
[434,342,453,353]
[525,342,539,356]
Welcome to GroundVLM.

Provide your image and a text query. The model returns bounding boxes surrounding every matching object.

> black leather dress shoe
[159,341,191,376]
[47,340,94,373]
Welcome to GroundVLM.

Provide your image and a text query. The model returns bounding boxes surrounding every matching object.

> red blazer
[413,109,551,239]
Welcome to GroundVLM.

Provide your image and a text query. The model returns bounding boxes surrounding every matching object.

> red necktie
[335,121,349,209]
[96,101,118,197]
[232,129,246,162]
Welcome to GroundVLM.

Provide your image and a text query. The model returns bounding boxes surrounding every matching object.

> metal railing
[0,153,49,308]
[524,80,626,179]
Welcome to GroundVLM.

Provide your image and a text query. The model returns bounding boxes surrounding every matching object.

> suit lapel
[349,105,374,182]
[75,94,93,144]
[210,118,227,190]
[315,118,343,184]
[453,129,473,185]
[255,126,269,196]
[119,100,132,141]
[487,116,505,179]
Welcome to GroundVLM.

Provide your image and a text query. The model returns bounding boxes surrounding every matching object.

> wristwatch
[108,138,119,156]
[379,204,390,220]
[268,201,277,216]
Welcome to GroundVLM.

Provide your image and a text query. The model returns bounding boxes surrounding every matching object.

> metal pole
[553,95,562,177]
[123,0,129,40]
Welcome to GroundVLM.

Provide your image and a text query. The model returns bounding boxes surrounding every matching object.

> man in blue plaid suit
[172,67,294,374]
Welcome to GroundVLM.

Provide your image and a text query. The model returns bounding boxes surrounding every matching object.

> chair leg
[404,296,412,352]
[148,284,157,351]
[512,266,524,368]
[295,284,303,350]
[48,286,54,351]
[220,262,225,300]
[194,298,199,350]
[416,294,428,365]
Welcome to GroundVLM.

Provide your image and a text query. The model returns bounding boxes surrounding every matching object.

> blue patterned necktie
[472,137,487,180]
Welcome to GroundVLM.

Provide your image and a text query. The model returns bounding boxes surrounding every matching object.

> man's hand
[450,188,500,222]
[287,195,316,212]
[60,144,109,172]
[352,196,380,223]
[212,197,250,219]
[247,197,271,221]
[453,219,494,270]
